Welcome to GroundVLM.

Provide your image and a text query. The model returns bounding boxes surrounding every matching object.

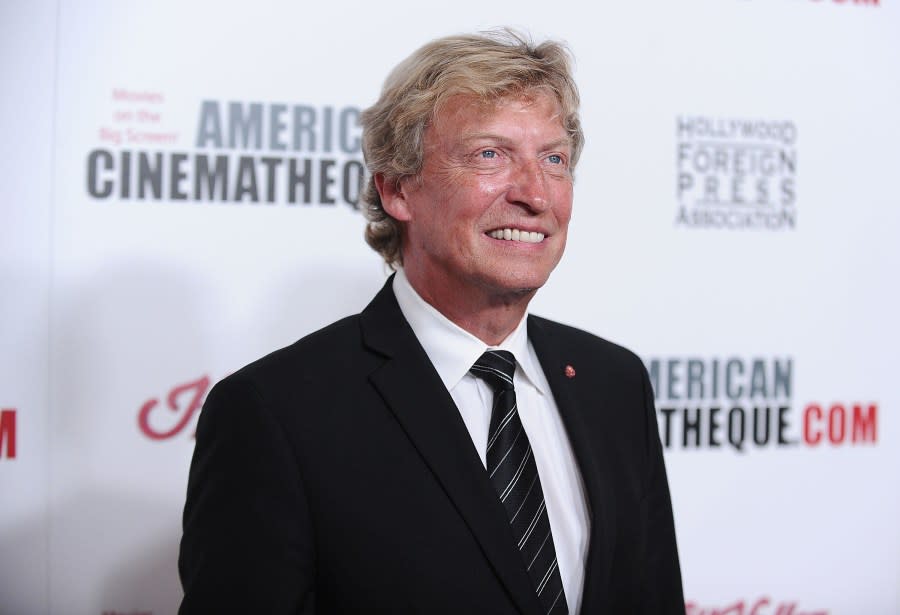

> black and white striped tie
[470,350,568,615]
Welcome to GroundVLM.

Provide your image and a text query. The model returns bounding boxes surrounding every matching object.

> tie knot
[470,350,516,392]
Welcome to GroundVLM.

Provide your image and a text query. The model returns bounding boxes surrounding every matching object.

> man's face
[389,91,574,306]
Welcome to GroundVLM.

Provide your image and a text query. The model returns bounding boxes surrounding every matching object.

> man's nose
[506,159,549,212]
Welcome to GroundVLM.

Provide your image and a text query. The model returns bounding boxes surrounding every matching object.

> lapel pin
[564,364,576,378]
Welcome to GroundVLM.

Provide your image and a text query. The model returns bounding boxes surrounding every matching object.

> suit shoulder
[528,314,646,373]
[219,314,369,394]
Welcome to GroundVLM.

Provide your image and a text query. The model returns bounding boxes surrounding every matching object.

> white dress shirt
[392,269,590,614]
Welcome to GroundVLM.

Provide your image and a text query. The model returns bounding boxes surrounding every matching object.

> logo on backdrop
[0,408,16,459]
[138,375,211,440]
[676,116,797,230]
[686,596,827,615]
[646,356,878,452]
[86,89,365,208]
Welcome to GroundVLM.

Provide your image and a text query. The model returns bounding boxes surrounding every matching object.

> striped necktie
[470,350,568,615]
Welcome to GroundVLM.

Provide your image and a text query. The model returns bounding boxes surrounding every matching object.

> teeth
[489,229,545,243]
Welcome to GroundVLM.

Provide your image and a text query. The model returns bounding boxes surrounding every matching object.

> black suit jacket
[179,278,684,614]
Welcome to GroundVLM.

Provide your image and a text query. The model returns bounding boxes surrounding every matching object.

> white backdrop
[2,1,898,614]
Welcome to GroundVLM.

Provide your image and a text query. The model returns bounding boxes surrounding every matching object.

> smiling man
[179,31,683,615]
[375,92,572,345]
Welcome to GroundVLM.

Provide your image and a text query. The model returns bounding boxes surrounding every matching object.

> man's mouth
[487,228,546,243]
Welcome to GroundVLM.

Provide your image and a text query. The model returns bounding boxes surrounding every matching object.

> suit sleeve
[639,364,686,614]
[178,374,316,614]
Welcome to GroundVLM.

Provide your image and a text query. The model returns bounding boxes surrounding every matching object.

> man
[179,31,683,614]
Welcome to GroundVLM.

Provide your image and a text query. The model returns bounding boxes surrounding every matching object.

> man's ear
[375,173,413,222]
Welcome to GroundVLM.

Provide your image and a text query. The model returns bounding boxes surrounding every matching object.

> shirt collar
[392,268,548,395]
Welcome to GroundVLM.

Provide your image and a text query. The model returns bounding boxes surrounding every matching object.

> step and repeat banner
[2,1,898,613]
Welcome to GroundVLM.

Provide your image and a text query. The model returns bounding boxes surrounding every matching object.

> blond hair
[360,29,583,267]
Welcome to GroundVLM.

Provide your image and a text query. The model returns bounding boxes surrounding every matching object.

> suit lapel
[360,279,544,615]
[528,316,617,614]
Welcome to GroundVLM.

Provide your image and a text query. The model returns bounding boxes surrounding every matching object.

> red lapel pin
[564,364,576,378]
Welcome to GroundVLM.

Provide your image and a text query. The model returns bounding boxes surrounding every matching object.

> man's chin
[480,275,547,303]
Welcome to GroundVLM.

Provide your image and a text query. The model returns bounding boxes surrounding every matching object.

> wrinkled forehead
[425,88,565,141]
[428,89,566,134]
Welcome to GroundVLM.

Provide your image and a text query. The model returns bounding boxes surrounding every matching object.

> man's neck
[401,269,534,346]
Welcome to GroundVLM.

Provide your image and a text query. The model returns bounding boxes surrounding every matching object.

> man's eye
[480,150,497,159]
[547,154,563,164]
